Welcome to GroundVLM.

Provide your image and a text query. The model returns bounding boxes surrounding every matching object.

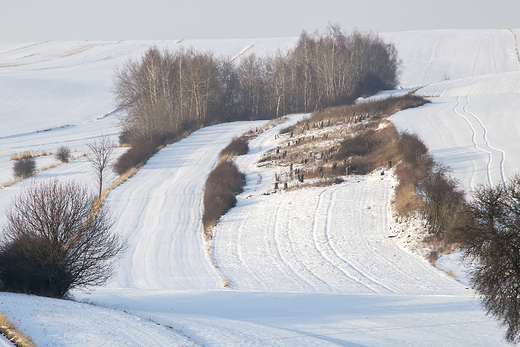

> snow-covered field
[0,28,518,346]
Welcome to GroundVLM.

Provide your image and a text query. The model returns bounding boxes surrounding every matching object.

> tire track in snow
[454,96,506,188]
[453,96,491,187]
[419,33,443,86]
[304,188,371,292]
[463,96,506,187]
[312,187,388,293]
[272,192,322,289]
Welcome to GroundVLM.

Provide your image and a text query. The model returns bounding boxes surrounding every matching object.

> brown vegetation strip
[0,313,36,347]
[260,93,463,260]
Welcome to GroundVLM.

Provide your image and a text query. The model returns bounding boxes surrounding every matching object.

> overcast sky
[1,0,519,42]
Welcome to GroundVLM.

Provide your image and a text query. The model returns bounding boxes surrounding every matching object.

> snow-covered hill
[0,28,518,346]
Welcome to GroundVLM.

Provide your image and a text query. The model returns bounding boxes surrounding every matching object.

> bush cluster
[12,157,36,178]
[55,145,71,163]
[202,161,245,232]
[114,140,157,175]
[220,137,249,158]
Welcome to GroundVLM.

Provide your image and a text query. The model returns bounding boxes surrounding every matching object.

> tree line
[113,25,400,148]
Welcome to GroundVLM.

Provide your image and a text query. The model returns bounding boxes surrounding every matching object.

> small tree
[86,135,114,199]
[55,146,71,163]
[13,157,36,178]
[0,179,125,298]
[454,175,520,343]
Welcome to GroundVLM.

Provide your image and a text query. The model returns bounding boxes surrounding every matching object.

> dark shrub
[55,146,71,163]
[113,139,157,175]
[13,157,36,178]
[202,161,245,231]
[417,165,465,238]
[397,131,433,171]
[336,130,379,159]
[220,137,249,157]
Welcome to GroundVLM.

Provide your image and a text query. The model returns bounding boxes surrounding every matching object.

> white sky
[1,0,519,42]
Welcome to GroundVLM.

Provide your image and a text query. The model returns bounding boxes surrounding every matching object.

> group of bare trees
[113,25,400,147]
[0,136,123,298]
[114,48,222,145]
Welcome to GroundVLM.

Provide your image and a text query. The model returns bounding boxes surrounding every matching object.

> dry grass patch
[0,313,36,347]
[10,149,52,161]
[0,177,24,190]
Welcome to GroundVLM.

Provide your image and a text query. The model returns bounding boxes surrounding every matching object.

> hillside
[0,28,518,346]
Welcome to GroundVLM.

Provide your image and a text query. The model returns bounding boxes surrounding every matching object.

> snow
[0,28,519,345]
[381,29,519,88]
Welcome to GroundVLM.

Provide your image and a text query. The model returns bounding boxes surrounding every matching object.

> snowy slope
[0,28,519,346]
[213,173,463,294]
[381,29,519,88]
[391,94,520,191]
[389,29,520,191]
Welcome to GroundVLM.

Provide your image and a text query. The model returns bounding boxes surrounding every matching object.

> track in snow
[453,96,506,188]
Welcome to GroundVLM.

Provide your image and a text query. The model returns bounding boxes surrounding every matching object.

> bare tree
[86,135,114,199]
[454,175,520,343]
[0,179,125,298]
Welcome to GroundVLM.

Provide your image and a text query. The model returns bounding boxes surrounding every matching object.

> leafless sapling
[86,135,115,199]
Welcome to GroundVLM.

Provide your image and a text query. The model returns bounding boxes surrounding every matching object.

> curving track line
[453,96,506,188]
[312,186,394,293]
[420,33,444,86]
[464,96,507,188]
